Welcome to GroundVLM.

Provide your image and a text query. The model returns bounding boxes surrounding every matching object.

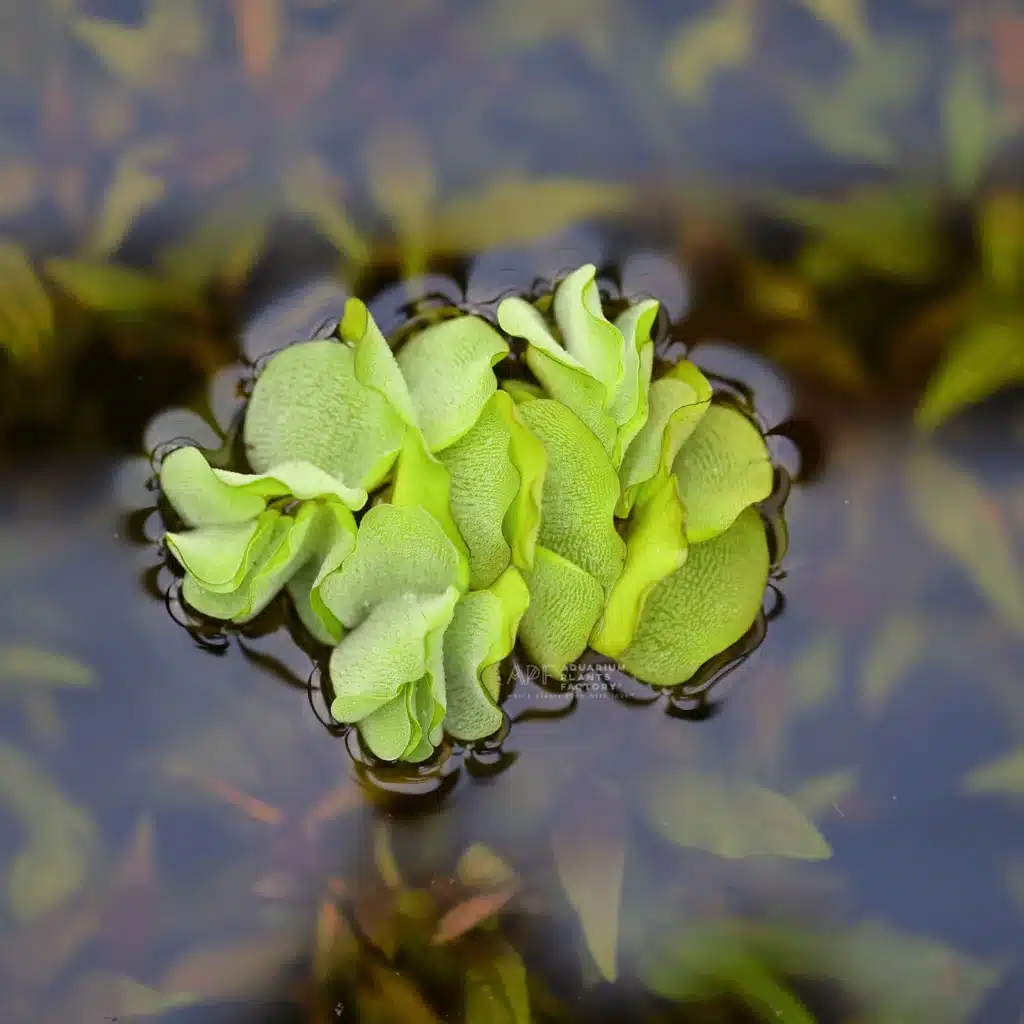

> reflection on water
[1,229,1022,1021]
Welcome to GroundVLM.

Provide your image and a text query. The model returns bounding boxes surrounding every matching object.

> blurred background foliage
[1,0,1024,441]
[1,1,1024,1022]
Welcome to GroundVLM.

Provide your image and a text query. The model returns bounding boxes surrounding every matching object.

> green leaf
[0,646,94,687]
[243,339,406,490]
[161,446,366,527]
[791,769,858,819]
[943,56,1008,195]
[431,177,631,254]
[391,427,472,588]
[963,747,1024,798]
[87,140,171,258]
[662,0,754,105]
[0,741,98,921]
[286,501,359,645]
[610,298,659,463]
[518,399,625,593]
[769,186,941,281]
[618,359,712,516]
[591,474,688,659]
[786,37,927,166]
[501,379,544,404]
[167,511,282,593]
[620,507,770,686]
[396,315,508,452]
[673,404,773,543]
[443,568,530,742]
[440,391,545,589]
[457,844,518,890]
[551,792,626,982]
[907,447,1024,634]
[329,588,458,761]
[464,939,532,1024]
[797,0,869,51]
[636,768,832,860]
[0,241,54,366]
[915,309,1024,432]
[498,295,618,458]
[44,258,197,314]
[320,504,462,630]
[980,193,1024,294]
[790,633,843,712]
[519,546,605,679]
[859,610,926,713]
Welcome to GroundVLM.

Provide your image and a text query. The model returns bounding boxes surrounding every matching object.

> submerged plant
[158,265,776,762]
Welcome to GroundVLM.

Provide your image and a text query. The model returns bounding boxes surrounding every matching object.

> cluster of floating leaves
[157,264,778,763]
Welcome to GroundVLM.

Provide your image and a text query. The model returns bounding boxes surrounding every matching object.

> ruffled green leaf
[391,428,471,589]
[591,475,688,659]
[501,379,544,404]
[286,502,358,645]
[519,399,624,594]
[610,299,659,460]
[618,360,712,517]
[320,504,462,630]
[440,391,546,589]
[673,404,773,543]
[498,295,618,457]
[395,315,509,451]
[178,503,329,623]
[166,510,281,593]
[160,445,366,527]
[553,264,623,399]
[243,339,405,491]
[620,507,770,686]
[519,546,604,679]
[443,568,530,742]
[329,588,458,762]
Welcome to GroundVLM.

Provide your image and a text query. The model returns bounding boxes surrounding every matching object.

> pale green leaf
[673,404,773,543]
[915,311,1024,432]
[0,646,94,687]
[457,845,518,890]
[637,768,832,860]
[161,445,365,528]
[591,474,688,659]
[610,298,659,461]
[390,427,472,588]
[44,258,196,314]
[498,295,618,457]
[320,504,462,630]
[244,339,406,490]
[786,38,927,166]
[552,264,623,400]
[790,633,843,711]
[943,56,1008,195]
[0,741,99,921]
[395,315,508,451]
[440,391,545,589]
[501,379,544,404]
[618,359,712,516]
[551,794,626,982]
[519,399,625,593]
[859,611,926,713]
[620,507,770,686]
[962,747,1024,798]
[519,546,605,680]
[662,0,753,105]
[167,511,281,593]
[907,447,1024,634]
[0,241,54,366]
[431,177,631,254]
[443,568,530,742]
[791,769,858,819]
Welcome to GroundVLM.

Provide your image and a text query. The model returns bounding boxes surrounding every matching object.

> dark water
[2,230,1023,1022]
[2,0,1024,1020]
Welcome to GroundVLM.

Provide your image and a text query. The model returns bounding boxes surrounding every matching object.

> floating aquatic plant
[158,265,776,762]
